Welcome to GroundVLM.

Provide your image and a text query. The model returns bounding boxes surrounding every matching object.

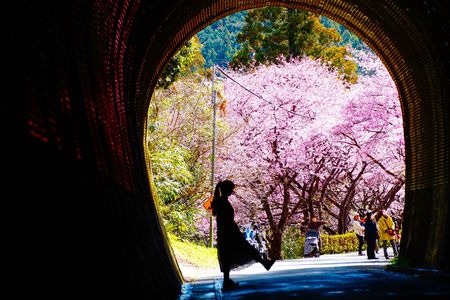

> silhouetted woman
[211,180,276,289]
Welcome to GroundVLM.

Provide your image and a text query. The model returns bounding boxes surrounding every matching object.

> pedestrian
[352,213,365,256]
[363,210,379,259]
[211,180,276,289]
[252,223,269,259]
[306,215,327,254]
[373,210,383,254]
[377,209,399,259]
[243,223,253,241]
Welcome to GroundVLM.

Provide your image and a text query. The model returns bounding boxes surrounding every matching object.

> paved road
[178,250,450,299]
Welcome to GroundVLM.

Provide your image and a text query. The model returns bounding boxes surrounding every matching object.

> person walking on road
[211,180,276,289]
[373,210,383,254]
[306,215,327,255]
[377,209,399,259]
[363,211,379,260]
[352,213,365,256]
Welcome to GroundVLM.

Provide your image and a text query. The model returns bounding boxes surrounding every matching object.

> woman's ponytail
[211,180,222,216]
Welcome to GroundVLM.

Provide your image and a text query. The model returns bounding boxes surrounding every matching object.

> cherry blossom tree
[216,57,352,257]
[209,52,405,258]
[333,50,405,218]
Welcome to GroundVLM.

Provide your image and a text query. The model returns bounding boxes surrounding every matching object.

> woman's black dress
[215,195,262,271]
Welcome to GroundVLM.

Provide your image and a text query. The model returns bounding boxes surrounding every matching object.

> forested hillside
[197,11,247,68]
[197,10,365,68]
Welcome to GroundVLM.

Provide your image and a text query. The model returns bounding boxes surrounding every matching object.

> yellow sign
[203,196,214,213]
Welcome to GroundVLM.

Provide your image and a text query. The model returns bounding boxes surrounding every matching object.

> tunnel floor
[179,249,450,299]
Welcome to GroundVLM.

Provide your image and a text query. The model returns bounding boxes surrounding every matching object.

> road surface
[178,249,450,299]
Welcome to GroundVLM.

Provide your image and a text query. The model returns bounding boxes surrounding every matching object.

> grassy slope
[168,233,219,270]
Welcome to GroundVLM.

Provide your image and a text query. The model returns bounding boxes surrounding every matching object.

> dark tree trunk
[268,229,283,259]
[287,9,298,58]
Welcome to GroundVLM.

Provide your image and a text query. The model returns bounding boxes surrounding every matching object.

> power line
[216,66,305,117]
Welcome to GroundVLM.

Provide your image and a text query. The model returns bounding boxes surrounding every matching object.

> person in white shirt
[352,213,365,256]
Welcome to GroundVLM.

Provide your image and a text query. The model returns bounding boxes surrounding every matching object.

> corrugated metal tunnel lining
[4,0,449,298]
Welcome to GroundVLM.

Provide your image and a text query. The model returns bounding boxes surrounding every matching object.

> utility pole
[209,64,217,248]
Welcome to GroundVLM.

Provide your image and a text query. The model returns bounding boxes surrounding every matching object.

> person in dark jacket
[363,211,380,260]
[306,215,327,254]
[211,180,276,289]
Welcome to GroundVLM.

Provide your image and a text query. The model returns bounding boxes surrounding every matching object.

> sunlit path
[180,250,450,299]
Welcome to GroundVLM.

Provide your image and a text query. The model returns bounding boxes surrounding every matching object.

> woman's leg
[222,264,240,288]
[382,240,389,258]
[357,235,364,255]
[223,268,230,283]
[221,257,231,283]
[366,240,375,259]
[246,241,270,264]
[251,246,275,270]
[242,238,276,271]
[390,239,398,256]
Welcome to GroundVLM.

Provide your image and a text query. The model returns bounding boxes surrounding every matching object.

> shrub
[281,227,304,259]
[320,232,365,254]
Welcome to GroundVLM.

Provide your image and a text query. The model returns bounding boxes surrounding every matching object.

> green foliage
[233,8,316,65]
[197,11,247,68]
[230,7,358,84]
[321,232,364,254]
[282,228,366,259]
[161,202,206,243]
[150,140,193,205]
[149,38,211,241]
[390,256,412,268]
[281,226,304,259]
[197,10,365,75]
[148,43,231,243]
[168,233,219,269]
[148,137,205,242]
[320,16,367,51]
[158,35,205,89]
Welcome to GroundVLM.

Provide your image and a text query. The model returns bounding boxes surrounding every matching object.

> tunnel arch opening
[146,8,407,274]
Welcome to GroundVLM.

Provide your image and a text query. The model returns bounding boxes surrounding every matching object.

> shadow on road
[180,251,450,299]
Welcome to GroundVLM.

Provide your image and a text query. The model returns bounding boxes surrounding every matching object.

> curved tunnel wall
[4,0,449,298]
